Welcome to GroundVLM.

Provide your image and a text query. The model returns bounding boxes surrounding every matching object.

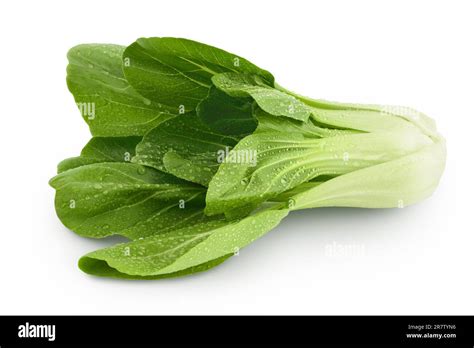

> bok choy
[50,37,446,279]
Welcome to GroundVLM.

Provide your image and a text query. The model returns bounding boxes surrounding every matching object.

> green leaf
[254,109,359,138]
[122,37,274,112]
[79,254,232,280]
[57,136,141,173]
[132,113,240,186]
[67,44,176,136]
[50,163,221,239]
[78,209,289,279]
[212,73,312,121]
[205,116,433,216]
[196,87,257,137]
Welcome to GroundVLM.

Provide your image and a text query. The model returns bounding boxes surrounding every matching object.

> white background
[0,0,472,315]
